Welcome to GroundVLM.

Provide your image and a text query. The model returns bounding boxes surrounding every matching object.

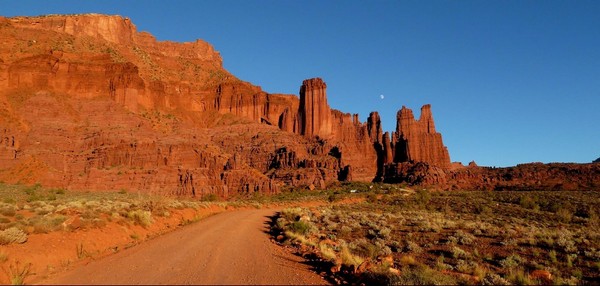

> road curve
[43,209,326,285]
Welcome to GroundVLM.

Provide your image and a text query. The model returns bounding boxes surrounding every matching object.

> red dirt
[0,206,227,284]
[40,209,327,285]
[1,198,361,284]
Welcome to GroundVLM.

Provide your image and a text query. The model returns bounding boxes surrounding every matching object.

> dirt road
[43,209,326,285]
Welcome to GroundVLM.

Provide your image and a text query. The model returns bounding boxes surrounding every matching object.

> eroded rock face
[0,14,461,196]
[298,78,332,138]
[393,105,451,169]
[383,161,600,191]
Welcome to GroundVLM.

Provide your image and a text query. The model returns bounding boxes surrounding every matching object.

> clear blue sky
[3,0,599,167]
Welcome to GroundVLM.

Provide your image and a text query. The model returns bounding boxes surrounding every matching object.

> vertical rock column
[298,78,332,138]
[394,104,451,169]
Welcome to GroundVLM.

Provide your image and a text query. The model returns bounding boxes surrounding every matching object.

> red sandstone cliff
[298,78,332,138]
[393,105,451,169]
[0,14,461,196]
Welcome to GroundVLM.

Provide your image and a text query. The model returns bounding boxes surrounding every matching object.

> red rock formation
[393,105,451,169]
[0,14,463,195]
[367,112,383,144]
[298,78,332,138]
[383,161,600,191]
[382,132,393,164]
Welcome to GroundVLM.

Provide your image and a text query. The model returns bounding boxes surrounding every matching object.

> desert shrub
[127,210,153,227]
[0,227,28,244]
[556,232,577,253]
[519,196,539,211]
[281,208,303,221]
[289,220,315,235]
[361,263,404,285]
[81,209,99,220]
[506,268,535,285]
[340,245,364,268]
[200,193,219,202]
[0,205,16,217]
[474,204,492,215]
[583,248,600,260]
[328,193,342,203]
[91,218,107,228]
[500,254,524,269]
[377,227,392,239]
[395,265,457,285]
[482,273,510,285]
[548,250,558,264]
[318,242,337,262]
[405,240,423,253]
[456,230,476,245]
[414,189,431,207]
[350,239,383,259]
[141,197,169,213]
[556,207,573,223]
[340,225,352,235]
[284,231,316,247]
[435,255,453,271]
[7,261,32,285]
[451,246,469,259]
[399,255,418,266]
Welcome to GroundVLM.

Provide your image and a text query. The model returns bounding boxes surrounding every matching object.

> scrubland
[0,183,235,284]
[2,180,599,285]
[272,184,600,285]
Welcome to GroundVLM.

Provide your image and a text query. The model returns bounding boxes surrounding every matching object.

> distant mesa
[594,157,600,163]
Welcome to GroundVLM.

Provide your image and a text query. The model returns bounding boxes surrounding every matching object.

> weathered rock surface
[392,105,451,169]
[0,14,397,195]
[298,78,331,138]
[3,14,590,195]
[384,161,600,191]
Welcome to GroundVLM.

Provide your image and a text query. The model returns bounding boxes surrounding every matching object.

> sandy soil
[1,206,227,284]
[40,209,327,285]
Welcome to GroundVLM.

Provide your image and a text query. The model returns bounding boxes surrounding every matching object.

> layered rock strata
[384,161,600,191]
[0,14,460,196]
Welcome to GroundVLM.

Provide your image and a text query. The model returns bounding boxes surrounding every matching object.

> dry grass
[5,261,32,285]
[0,228,27,245]
[271,188,600,284]
[0,182,238,240]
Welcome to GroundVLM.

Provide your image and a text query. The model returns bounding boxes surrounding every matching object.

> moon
[380,94,384,99]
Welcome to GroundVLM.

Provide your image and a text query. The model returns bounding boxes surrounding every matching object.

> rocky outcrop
[383,161,600,191]
[393,105,451,169]
[0,14,463,196]
[382,132,393,164]
[298,78,332,138]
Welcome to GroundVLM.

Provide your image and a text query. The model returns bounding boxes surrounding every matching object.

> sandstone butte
[0,14,598,195]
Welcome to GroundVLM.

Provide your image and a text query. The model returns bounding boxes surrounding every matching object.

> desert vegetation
[0,182,235,284]
[271,185,600,285]
[0,180,366,284]
[0,183,212,237]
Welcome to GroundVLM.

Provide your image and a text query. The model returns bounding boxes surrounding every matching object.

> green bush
[289,220,314,235]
